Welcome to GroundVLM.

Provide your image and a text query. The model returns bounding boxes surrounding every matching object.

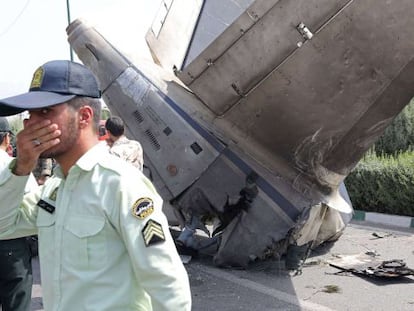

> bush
[374,99,414,156]
[345,151,414,217]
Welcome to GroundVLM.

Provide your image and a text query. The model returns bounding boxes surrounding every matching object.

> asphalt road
[30,221,414,311]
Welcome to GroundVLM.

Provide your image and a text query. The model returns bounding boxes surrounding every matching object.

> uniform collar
[76,142,108,171]
[54,143,107,178]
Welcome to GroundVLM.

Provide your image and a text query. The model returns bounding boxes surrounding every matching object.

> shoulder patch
[142,219,165,247]
[49,187,59,201]
[132,197,154,219]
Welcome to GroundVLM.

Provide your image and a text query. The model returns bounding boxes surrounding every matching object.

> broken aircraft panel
[67,0,414,268]
[328,253,414,279]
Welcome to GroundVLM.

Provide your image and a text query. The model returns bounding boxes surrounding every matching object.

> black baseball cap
[0,60,101,116]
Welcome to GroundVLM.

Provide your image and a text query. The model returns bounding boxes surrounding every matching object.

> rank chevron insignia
[142,220,165,247]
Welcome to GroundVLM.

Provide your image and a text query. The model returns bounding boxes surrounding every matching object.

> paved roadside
[188,223,414,311]
[30,221,414,311]
[353,210,414,230]
[31,257,43,311]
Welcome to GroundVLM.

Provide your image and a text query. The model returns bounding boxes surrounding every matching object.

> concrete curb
[353,210,414,229]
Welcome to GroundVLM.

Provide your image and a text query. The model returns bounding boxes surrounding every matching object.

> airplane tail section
[177,0,414,192]
[67,0,414,268]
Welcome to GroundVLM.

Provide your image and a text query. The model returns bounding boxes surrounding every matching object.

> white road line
[198,265,336,311]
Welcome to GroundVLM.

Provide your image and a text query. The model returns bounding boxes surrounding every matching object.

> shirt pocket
[63,215,107,270]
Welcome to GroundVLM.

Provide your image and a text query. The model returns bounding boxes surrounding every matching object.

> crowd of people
[0,60,191,310]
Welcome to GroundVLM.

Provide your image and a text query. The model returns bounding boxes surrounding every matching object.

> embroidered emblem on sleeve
[49,187,59,201]
[142,220,165,246]
[132,197,154,219]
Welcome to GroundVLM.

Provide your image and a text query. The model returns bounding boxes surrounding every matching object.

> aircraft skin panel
[178,0,280,85]
[145,0,204,71]
[66,20,130,91]
[106,69,224,198]
[68,20,222,198]
[182,0,257,68]
[136,73,306,220]
[178,0,350,94]
[146,0,259,71]
[130,63,309,220]
[219,16,391,181]
[323,59,414,174]
[176,0,414,192]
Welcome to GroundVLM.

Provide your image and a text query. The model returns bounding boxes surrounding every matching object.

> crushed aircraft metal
[328,253,414,278]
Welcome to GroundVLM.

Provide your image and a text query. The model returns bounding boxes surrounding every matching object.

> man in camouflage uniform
[32,158,53,185]
[105,116,144,171]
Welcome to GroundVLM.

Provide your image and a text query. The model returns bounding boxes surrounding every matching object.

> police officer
[0,117,36,311]
[105,116,144,171]
[0,60,191,310]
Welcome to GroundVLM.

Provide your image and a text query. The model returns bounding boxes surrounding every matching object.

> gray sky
[0,0,161,99]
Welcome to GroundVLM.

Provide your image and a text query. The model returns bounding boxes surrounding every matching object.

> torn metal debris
[328,253,414,278]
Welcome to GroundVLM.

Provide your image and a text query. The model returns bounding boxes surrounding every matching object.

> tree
[374,98,414,156]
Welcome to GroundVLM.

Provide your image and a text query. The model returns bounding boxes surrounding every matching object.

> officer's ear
[78,105,94,129]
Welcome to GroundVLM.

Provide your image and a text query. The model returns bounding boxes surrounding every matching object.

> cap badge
[30,67,44,89]
[132,197,154,219]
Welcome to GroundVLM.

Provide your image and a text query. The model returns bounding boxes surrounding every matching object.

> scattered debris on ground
[327,252,414,279]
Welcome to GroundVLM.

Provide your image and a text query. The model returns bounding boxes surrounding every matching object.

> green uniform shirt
[0,144,191,310]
